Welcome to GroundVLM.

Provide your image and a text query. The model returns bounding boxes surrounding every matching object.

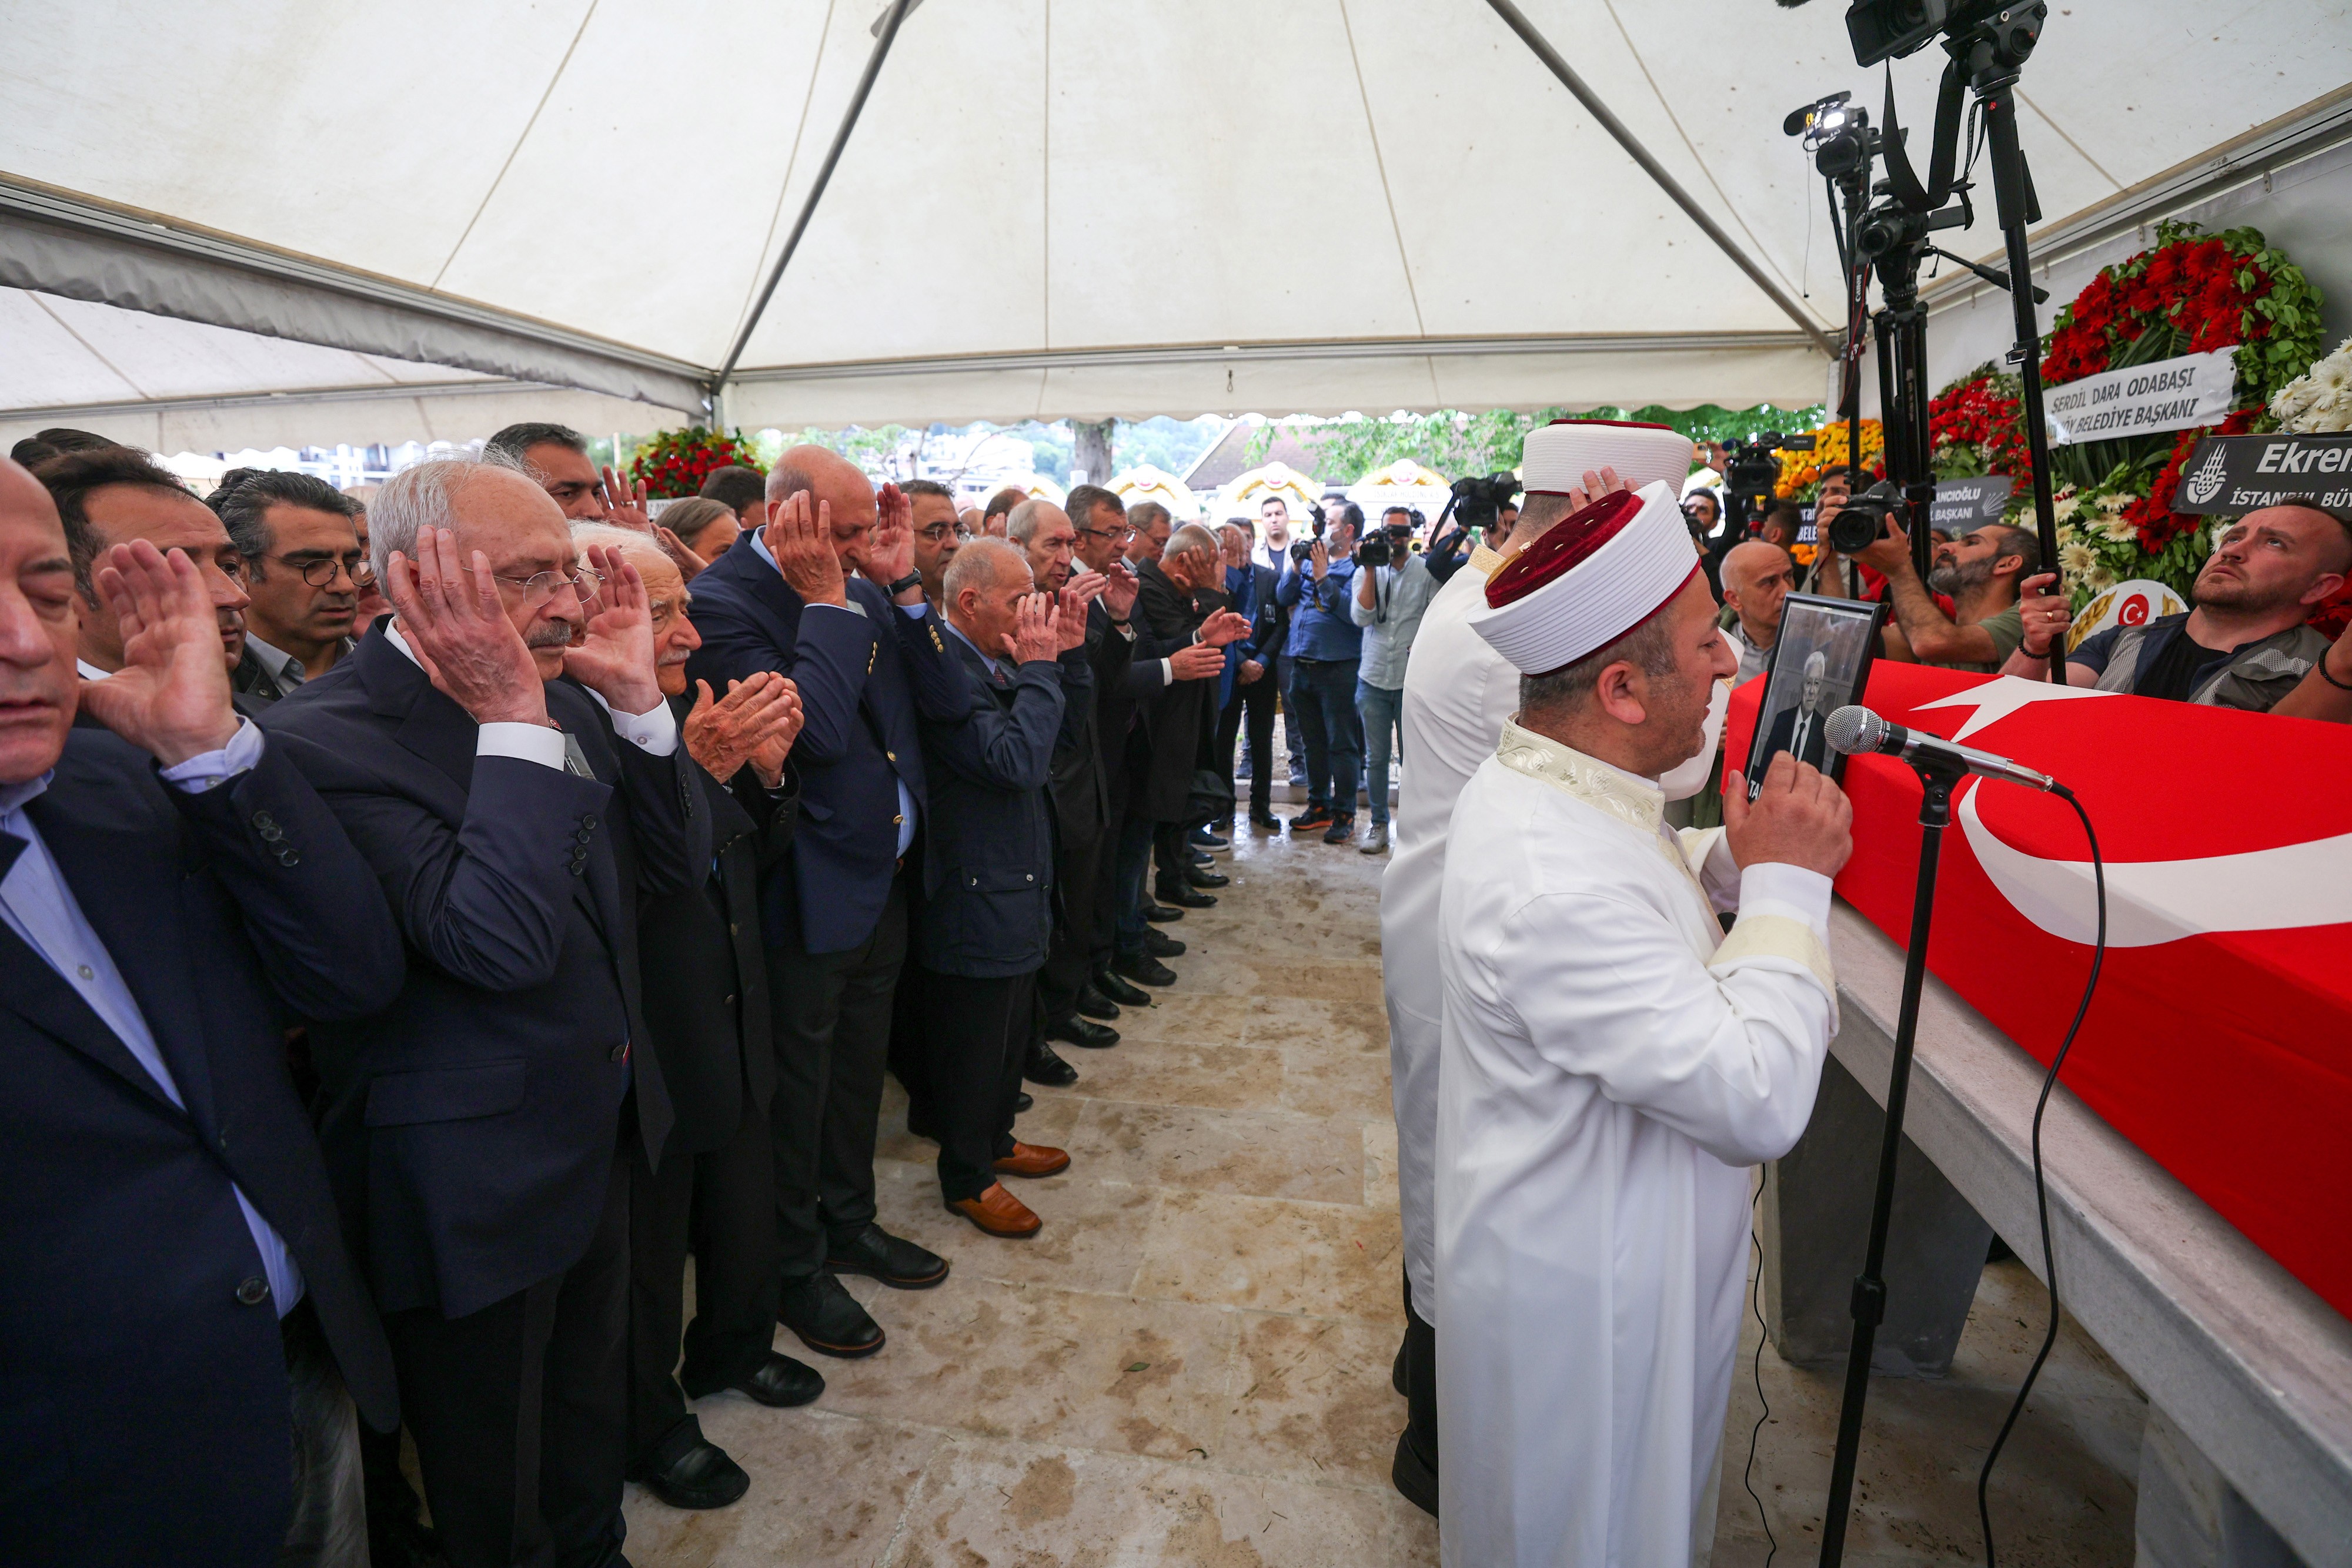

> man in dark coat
[261,456,709,1568]
[1011,487,1136,1072]
[564,527,826,1512]
[680,447,972,1360]
[1213,521,1282,831]
[914,539,1089,1238]
[1130,523,1251,909]
[0,458,405,1567]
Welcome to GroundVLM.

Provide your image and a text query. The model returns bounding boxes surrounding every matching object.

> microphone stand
[1817,754,1967,1566]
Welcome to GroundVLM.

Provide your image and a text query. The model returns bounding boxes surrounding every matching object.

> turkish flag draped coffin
[1726,663,2352,1321]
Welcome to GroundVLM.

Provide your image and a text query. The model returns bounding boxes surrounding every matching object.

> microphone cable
[1742,1176,1779,1566]
[1976,783,2107,1568]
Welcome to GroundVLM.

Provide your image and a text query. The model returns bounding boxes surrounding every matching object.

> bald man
[1719,540,1795,688]
[683,446,972,1362]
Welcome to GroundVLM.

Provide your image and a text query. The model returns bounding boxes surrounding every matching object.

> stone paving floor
[623,823,2142,1567]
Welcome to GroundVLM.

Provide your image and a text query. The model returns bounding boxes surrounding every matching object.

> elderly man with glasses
[207,468,373,704]
[260,449,710,1568]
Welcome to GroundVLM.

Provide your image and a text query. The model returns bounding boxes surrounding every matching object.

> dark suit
[262,627,708,1568]
[1085,601,1164,972]
[1762,699,1833,772]
[627,699,796,1473]
[0,720,403,1567]
[1036,593,1135,1029]
[681,537,970,1278]
[916,627,1080,1201]
[1216,561,1280,819]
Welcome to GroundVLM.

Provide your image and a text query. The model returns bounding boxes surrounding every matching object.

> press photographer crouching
[1842,506,2037,673]
[2006,498,2352,720]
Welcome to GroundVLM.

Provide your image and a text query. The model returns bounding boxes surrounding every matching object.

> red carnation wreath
[628,427,767,500]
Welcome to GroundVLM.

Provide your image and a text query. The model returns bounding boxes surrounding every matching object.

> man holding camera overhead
[1275,502,1366,843]
[1349,507,1435,855]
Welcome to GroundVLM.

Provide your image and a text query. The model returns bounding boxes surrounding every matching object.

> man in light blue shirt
[1275,503,1367,842]
[1349,508,1437,854]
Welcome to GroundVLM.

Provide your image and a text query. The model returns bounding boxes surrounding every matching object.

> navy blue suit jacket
[262,630,708,1318]
[915,631,1080,977]
[681,540,969,953]
[0,721,405,1567]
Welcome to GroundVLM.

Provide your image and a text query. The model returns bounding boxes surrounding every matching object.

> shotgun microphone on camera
[1823,704,2059,793]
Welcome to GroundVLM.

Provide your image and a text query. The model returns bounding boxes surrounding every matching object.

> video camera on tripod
[1721,431,1815,537]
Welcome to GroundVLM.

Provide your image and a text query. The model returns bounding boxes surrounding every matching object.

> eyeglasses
[917,523,973,544]
[1076,523,1134,541]
[491,566,604,607]
[264,553,376,589]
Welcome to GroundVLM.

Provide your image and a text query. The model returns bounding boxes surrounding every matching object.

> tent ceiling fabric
[4,0,2348,442]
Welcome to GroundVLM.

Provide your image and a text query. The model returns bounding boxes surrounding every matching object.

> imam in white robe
[1435,719,1835,1568]
[1384,547,1730,1324]
[1381,541,1516,1321]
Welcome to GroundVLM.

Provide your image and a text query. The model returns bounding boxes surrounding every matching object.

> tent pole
[714,0,916,394]
[1479,0,1834,357]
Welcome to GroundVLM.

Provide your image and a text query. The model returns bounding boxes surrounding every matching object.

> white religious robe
[1434,720,1836,1568]
[1380,541,1515,1321]
[1381,541,1730,1323]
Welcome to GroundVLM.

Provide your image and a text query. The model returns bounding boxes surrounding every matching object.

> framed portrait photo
[1744,592,1887,797]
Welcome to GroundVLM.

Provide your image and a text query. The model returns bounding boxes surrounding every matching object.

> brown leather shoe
[948,1183,1041,1238]
[992,1142,1071,1179]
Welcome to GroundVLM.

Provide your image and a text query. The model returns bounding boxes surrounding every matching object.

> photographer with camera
[1276,501,1367,842]
[1349,507,1436,855]
[1848,513,2036,671]
[1426,474,1520,586]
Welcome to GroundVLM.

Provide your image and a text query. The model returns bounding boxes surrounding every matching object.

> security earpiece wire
[1975,783,2105,1568]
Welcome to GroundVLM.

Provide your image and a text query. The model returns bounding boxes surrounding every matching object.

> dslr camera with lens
[1720,432,1815,537]
[1822,479,1902,556]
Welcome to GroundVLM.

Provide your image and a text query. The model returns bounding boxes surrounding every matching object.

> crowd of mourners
[0,418,1388,1568]
[9,407,2352,1568]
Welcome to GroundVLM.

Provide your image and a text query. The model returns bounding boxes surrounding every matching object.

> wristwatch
[886,570,924,598]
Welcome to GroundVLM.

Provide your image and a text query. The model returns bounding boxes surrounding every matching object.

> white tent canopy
[4,1,2349,451]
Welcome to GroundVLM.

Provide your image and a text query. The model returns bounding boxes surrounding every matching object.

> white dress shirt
[741,525,921,857]
[0,721,305,1316]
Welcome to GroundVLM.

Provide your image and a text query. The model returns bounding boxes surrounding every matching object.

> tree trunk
[1071,419,1115,489]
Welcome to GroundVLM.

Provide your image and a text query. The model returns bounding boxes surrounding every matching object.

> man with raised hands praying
[1434,479,1851,1567]
[259,450,709,1568]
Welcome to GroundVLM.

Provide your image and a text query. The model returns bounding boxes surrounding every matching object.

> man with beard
[1853,517,2036,671]
[2010,499,2352,716]
[1436,480,1848,1566]
[35,446,252,691]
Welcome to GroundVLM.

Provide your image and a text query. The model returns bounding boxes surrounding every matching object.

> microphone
[1823,704,2059,793]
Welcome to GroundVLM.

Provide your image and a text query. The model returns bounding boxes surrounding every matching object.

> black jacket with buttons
[914,629,1088,978]
[0,717,404,1565]
[630,692,793,1161]
[260,628,711,1318]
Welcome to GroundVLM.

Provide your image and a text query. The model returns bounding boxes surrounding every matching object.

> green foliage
[1243,404,1825,484]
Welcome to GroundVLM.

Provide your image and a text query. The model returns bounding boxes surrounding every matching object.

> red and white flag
[1729,662,2352,1319]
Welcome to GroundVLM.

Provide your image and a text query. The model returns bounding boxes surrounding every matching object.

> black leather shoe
[1155,884,1217,909]
[1392,1430,1439,1518]
[637,1437,750,1510]
[1142,927,1185,958]
[1094,969,1152,1008]
[826,1225,948,1290]
[732,1351,824,1408]
[1185,866,1229,889]
[1141,900,1184,922]
[1075,984,1121,1021]
[1191,827,1230,850]
[1188,848,1213,867]
[1015,1091,1034,1113]
[1113,951,1179,988]
[779,1273,886,1358]
[1024,1038,1079,1086]
[1249,810,1282,833]
[1049,1015,1120,1049]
